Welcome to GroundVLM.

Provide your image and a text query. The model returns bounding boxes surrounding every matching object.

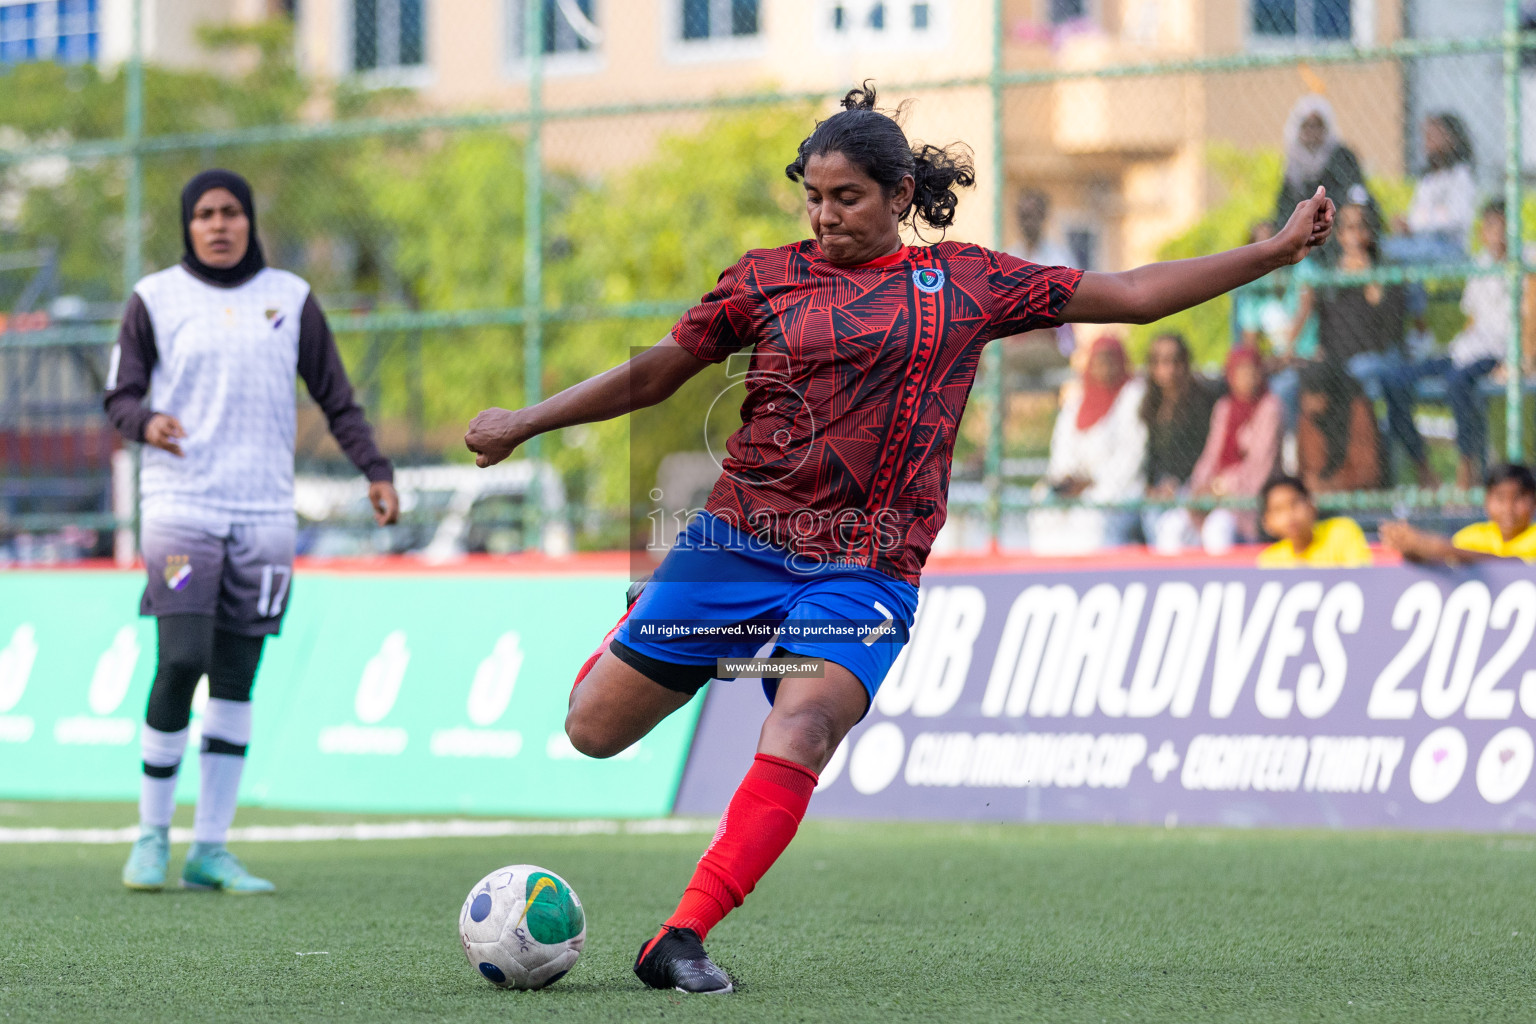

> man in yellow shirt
[1257,475,1374,568]
[1382,464,1536,564]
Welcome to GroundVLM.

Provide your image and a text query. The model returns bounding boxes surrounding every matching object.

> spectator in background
[1383,201,1535,488]
[1013,189,1076,268]
[1238,220,1319,431]
[1235,222,1292,350]
[1297,361,1382,493]
[1141,332,1219,500]
[1313,201,1409,385]
[1298,201,1427,482]
[1148,347,1279,555]
[1030,336,1147,554]
[1275,95,1370,243]
[1007,189,1078,362]
[1384,113,1477,265]
[1383,463,1536,564]
[1257,475,1373,568]
[1187,347,1283,546]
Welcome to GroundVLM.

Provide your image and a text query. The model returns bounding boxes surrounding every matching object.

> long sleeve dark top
[1143,378,1220,488]
[105,288,393,484]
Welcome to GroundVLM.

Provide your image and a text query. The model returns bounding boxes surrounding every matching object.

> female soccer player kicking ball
[465,85,1334,993]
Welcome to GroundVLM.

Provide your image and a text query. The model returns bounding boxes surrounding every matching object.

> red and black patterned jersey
[670,239,1083,584]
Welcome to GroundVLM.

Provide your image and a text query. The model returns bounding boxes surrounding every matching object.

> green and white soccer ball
[458,864,586,990]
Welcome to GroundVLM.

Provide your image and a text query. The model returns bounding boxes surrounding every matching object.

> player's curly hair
[785,82,976,236]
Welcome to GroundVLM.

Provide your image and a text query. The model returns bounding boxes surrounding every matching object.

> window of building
[681,0,758,41]
[1065,227,1099,272]
[352,0,425,73]
[1251,0,1352,45]
[509,0,600,58]
[828,1,939,41]
[1049,0,1088,24]
[0,0,98,65]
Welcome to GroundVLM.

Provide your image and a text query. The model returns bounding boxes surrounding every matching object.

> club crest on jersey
[912,267,945,293]
[163,555,192,591]
[265,308,285,330]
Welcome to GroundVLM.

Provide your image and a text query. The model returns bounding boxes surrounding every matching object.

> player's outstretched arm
[465,334,710,468]
[1381,521,1501,567]
[1060,186,1336,325]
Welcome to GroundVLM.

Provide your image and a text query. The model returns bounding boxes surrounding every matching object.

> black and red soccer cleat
[634,926,734,994]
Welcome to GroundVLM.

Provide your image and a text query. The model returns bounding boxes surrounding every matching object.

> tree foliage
[1128,145,1429,369]
[540,107,811,512]
[0,22,347,302]
[1127,144,1283,367]
[1,36,818,526]
[332,106,810,516]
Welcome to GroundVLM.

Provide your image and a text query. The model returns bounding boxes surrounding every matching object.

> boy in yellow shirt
[1382,463,1536,564]
[1256,475,1374,568]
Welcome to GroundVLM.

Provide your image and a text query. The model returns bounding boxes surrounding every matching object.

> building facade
[0,0,288,69]
[284,0,1415,270]
[12,2,1517,272]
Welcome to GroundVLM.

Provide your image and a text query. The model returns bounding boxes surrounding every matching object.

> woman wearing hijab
[1186,347,1282,547]
[1191,348,1282,499]
[1275,95,1372,244]
[104,169,399,894]
[1029,336,1147,553]
[1296,361,1382,493]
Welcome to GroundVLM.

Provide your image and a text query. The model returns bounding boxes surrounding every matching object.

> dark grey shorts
[139,518,296,636]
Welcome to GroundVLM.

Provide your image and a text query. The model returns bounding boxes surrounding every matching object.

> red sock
[571,605,635,698]
[644,753,818,955]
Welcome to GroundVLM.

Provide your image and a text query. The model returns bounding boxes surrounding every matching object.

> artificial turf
[1,801,1532,1023]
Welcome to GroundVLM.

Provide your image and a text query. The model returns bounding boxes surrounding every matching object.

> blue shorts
[612,512,919,705]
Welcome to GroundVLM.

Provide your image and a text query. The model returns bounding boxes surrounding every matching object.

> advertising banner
[0,569,697,817]
[675,564,1536,831]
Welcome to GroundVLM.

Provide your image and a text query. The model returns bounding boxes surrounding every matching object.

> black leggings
[144,615,266,733]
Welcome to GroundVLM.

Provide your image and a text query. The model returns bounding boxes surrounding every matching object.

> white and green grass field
[2,800,1532,1023]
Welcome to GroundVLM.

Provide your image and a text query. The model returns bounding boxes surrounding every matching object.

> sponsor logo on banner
[675,569,1536,829]
[1476,726,1534,804]
[430,632,525,759]
[318,631,410,755]
[55,626,139,746]
[0,571,700,817]
[1409,726,1467,804]
[0,624,39,743]
[546,731,642,762]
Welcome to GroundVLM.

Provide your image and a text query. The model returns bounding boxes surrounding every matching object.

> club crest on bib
[912,267,945,293]
[163,555,192,592]
[265,307,285,330]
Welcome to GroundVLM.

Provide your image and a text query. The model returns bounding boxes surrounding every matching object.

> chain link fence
[0,0,1531,564]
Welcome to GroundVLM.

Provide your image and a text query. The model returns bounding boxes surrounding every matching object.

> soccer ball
[458,864,586,990]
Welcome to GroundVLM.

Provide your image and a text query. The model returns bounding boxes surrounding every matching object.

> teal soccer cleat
[180,843,275,894]
[122,826,170,891]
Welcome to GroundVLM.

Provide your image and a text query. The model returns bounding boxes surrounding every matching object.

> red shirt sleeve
[985,250,1084,340]
[670,255,758,363]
